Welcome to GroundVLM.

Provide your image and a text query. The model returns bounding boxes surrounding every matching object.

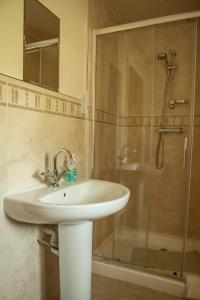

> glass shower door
[93,26,154,266]
[112,26,155,266]
[93,18,197,279]
[93,31,121,260]
[146,19,196,277]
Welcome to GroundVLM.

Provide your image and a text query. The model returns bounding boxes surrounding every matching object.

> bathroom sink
[4,179,130,224]
[4,179,130,300]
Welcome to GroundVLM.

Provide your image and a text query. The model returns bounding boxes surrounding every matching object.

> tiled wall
[0,74,92,299]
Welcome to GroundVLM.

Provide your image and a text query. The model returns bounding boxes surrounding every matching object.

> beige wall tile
[6,107,46,190]
[44,114,89,178]
[93,122,118,250]
[89,0,120,29]
[0,105,7,193]
[120,27,154,116]
[95,32,120,114]
[149,130,188,236]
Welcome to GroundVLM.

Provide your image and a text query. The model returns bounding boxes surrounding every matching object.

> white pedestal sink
[4,179,130,300]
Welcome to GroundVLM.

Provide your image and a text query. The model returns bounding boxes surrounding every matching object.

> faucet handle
[41,167,58,187]
[41,166,53,176]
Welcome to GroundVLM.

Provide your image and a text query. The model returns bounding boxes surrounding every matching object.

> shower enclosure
[92,12,200,280]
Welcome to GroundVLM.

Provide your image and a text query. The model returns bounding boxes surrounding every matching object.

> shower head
[157,53,168,60]
[157,52,170,67]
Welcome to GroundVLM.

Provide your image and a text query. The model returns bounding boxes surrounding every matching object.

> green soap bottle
[66,166,77,183]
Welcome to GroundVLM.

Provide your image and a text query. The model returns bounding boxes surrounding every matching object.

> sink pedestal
[58,221,93,300]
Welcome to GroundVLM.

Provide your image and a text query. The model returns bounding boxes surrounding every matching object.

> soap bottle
[66,156,77,183]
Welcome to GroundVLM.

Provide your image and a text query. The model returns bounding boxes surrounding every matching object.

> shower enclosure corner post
[91,29,97,179]
[180,17,198,277]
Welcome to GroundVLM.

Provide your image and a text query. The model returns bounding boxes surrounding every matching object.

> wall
[89,0,119,29]
[0,0,24,79]
[89,0,200,28]
[0,1,90,297]
[39,0,88,99]
[0,0,88,99]
[0,73,92,299]
[0,2,90,297]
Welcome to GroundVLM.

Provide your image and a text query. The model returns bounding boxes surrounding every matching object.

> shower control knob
[169,99,188,109]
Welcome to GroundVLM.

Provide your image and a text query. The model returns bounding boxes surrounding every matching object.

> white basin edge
[4,179,130,224]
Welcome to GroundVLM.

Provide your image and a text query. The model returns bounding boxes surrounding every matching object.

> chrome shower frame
[91,10,199,283]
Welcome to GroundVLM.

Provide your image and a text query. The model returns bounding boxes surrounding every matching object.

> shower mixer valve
[169,99,188,109]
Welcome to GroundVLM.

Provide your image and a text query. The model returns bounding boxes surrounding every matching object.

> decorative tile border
[95,109,117,125]
[0,74,93,121]
[0,80,7,104]
[1,74,200,128]
[152,115,191,127]
[95,108,195,128]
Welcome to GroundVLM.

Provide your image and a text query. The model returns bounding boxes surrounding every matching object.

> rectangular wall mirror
[24,0,60,91]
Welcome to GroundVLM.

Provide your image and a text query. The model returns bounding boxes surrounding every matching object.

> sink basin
[4,179,129,224]
[4,179,130,300]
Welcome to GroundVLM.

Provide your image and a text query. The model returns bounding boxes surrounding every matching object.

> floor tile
[161,293,185,300]
[92,274,186,300]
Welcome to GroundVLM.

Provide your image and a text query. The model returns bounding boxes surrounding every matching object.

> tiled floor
[92,274,186,300]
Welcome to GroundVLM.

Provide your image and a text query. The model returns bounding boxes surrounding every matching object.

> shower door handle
[183,137,188,169]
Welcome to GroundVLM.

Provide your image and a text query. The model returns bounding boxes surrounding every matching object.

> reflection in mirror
[24,0,60,91]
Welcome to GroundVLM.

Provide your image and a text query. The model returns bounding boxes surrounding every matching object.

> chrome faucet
[41,148,74,187]
[53,148,74,179]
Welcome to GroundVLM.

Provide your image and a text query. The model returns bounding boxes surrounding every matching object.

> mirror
[0,0,87,99]
[24,0,60,91]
